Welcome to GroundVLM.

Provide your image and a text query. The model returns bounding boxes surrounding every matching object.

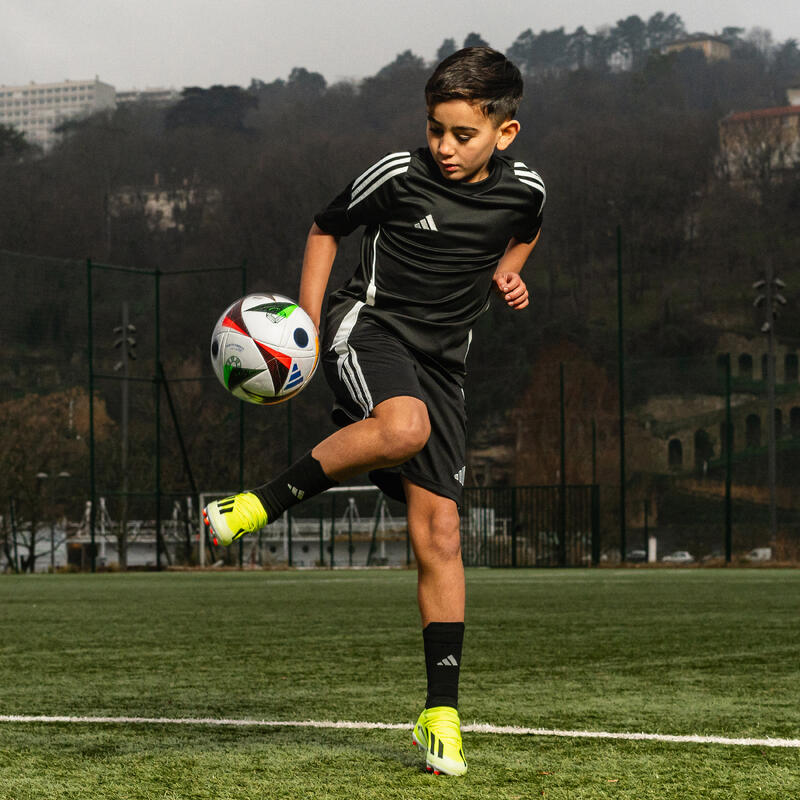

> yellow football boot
[203,492,268,546]
[412,706,467,776]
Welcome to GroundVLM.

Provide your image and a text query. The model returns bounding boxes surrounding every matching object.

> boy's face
[426,99,520,183]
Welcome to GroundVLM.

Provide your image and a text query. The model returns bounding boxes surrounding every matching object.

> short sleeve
[511,162,546,244]
[314,152,411,236]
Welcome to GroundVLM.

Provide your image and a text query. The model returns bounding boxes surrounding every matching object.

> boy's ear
[495,119,520,151]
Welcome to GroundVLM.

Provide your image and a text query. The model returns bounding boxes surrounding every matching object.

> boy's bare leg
[404,479,464,624]
[311,395,431,482]
[405,478,467,776]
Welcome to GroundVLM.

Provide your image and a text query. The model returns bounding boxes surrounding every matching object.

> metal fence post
[559,364,567,567]
[318,509,324,567]
[591,484,600,566]
[511,486,517,568]
[725,353,733,562]
[349,499,354,567]
[330,494,336,569]
[9,499,20,573]
[154,268,162,571]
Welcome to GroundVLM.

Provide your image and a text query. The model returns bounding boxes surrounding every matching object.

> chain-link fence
[1,250,338,571]
[4,249,796,571]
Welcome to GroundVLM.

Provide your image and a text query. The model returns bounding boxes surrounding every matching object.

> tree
[463,32,489,48]
[0,124,37,161]
[165,85,257,131]
[507,28,571,75]
[436,38,457,61]
[771,39,800,90]
[376,49,426,77]
[287,67,327,96]
[567,26,594,70]
[0,388,113,572]
[614,15,648,70]
[745,27,775,61]
[645,12,685,50]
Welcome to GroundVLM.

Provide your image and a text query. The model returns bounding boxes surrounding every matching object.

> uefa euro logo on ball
[210,293,319,404]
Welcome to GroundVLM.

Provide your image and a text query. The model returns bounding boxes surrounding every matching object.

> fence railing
[3,485,600,571]
[461,485,600,567]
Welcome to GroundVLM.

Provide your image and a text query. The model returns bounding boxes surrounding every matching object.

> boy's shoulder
[492,152,545,194]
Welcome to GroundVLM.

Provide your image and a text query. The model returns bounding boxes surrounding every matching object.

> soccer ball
[210,293,319,404]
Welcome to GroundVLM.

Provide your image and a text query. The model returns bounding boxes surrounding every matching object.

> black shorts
[321,302,466,505]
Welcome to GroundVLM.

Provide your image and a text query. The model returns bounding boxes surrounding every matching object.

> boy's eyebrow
[426,114,479,133]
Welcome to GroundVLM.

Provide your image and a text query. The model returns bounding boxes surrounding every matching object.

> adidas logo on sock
[436,654,459,667]
[287,483,304,499]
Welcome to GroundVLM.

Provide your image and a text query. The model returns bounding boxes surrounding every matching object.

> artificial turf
[0,568,798,799]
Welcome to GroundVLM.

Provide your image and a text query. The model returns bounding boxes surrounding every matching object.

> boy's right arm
[298,222,339,331]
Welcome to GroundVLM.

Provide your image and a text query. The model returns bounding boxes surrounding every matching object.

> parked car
[626,549,647,563]
[662,550,694,564]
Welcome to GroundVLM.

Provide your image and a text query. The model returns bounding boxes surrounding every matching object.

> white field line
[1,715,798,749]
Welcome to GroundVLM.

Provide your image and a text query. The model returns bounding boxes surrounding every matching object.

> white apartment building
[0,78,116,151]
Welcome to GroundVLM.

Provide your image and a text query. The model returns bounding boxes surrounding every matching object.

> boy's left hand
[493,272,529,309]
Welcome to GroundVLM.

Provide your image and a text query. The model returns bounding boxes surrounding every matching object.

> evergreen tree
[463,32,489,48]
[436,37,457,61]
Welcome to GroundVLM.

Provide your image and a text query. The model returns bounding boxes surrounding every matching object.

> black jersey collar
[420,147,502,194]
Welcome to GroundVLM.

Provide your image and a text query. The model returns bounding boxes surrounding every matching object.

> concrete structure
[663,35,731,62]
[116,87,180,106]
[0,78,115,151]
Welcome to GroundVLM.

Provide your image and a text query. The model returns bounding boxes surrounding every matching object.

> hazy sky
[2,0,799,90]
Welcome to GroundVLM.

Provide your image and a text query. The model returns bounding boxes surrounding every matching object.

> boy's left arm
[492,231,541,310]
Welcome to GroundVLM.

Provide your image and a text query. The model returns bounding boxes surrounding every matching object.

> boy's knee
[418,505,462,564]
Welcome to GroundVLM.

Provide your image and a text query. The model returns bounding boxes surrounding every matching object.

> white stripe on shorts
[330,301,374,418]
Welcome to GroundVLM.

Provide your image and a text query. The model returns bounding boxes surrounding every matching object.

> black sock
[252,451,337,520]
[423,622,465,709]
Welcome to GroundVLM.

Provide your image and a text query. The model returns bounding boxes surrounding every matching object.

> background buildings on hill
[0,80,178,151]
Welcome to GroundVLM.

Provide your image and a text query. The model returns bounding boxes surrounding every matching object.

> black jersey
[315,146,545,375]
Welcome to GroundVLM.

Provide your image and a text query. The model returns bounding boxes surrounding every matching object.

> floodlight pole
[765,261,778,552]
[86,259,97,572]
[753,260,786,553]
[113,300,136,570]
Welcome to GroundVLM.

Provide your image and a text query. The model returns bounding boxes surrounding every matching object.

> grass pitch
[0,568,798,799]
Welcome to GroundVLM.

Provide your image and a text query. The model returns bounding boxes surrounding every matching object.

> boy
[204,47,545,776]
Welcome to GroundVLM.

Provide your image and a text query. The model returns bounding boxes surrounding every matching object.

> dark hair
[425,47,523,123]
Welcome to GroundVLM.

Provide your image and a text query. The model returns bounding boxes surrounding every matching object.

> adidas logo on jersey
[436,654,459,667]
[287,483,304,499]
[414,213,438,231]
